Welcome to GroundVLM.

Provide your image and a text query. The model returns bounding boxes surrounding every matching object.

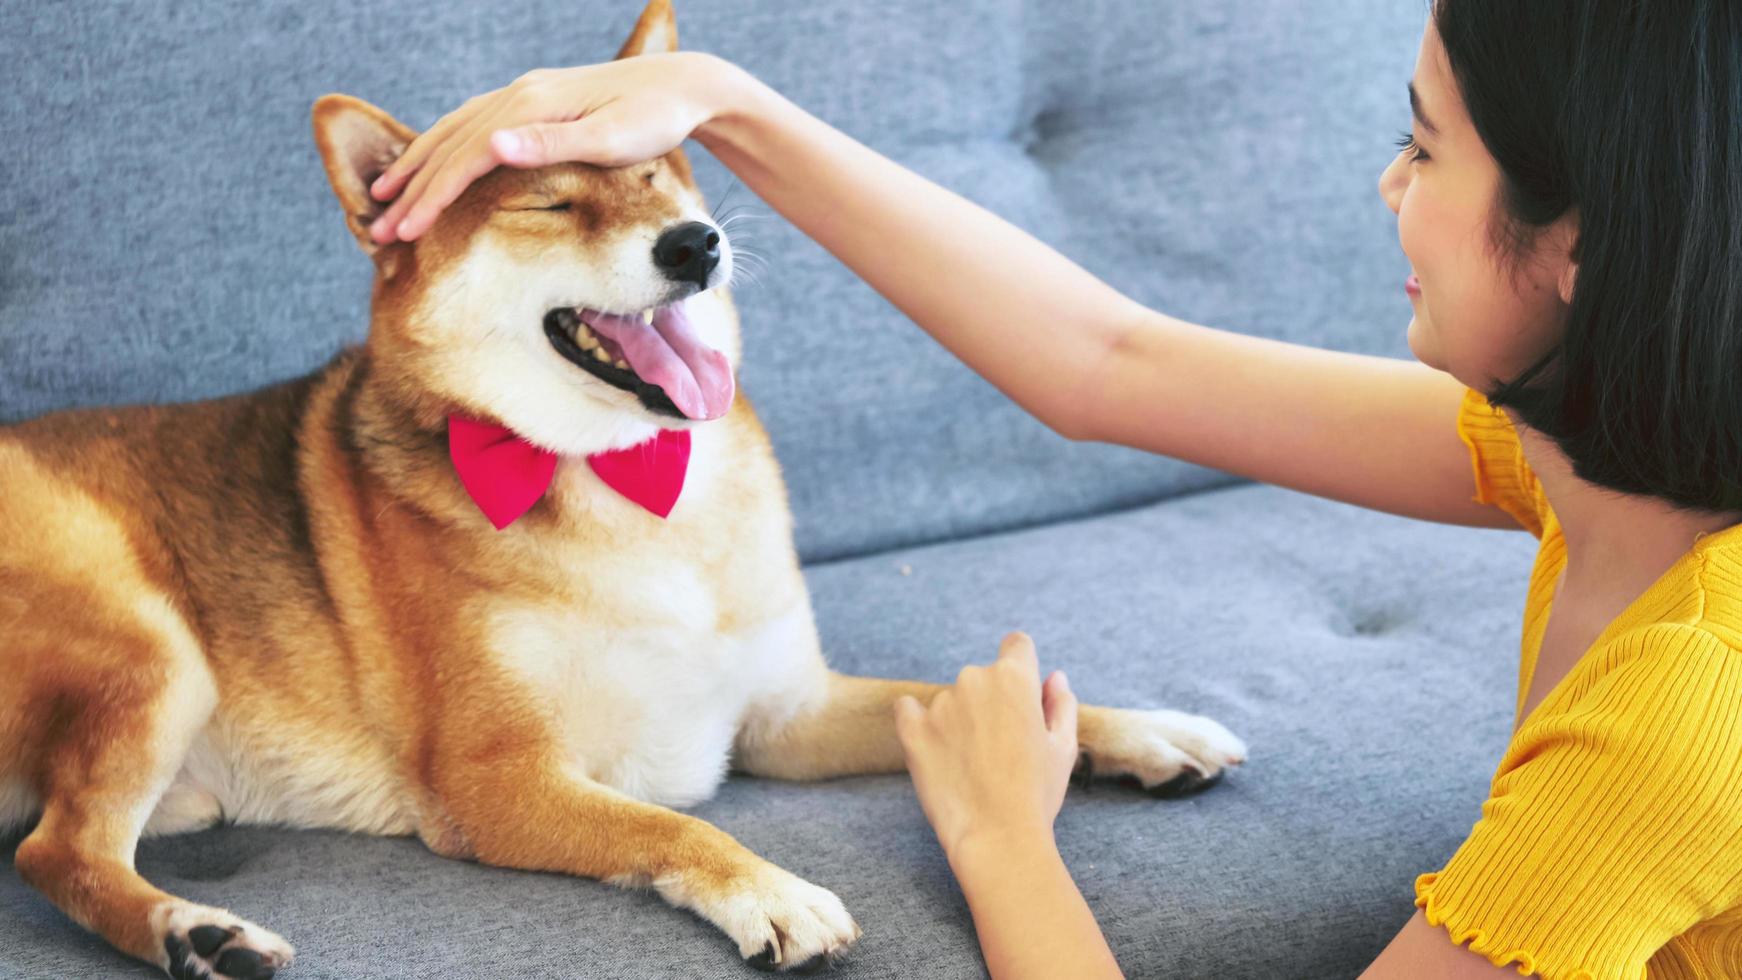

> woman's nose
[1378,152,1408,215]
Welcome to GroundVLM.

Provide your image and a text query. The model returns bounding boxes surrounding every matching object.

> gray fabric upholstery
[1,487,1538,978]
[0,0,1423,562]
[0,1,1539,978]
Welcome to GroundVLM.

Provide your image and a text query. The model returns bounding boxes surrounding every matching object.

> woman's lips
[1405,274,1422,298]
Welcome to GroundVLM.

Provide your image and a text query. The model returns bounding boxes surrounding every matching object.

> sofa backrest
[0,0,1425,563]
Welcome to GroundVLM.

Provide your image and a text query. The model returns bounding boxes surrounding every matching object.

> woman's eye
[1395,131,1429,163]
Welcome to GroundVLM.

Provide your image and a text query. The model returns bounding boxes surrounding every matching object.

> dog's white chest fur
[488,553,825,809]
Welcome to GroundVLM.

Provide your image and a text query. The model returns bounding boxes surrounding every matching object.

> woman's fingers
[371,127,481,241]
[387,105,524,242]
[371,92,490,203]
[495,114,618,169]
[370,91,516,241]
[893,694,926,744]
[364,56,724,244]
[998,630,1036,665]
[1042,670,1078,740]
[996,631,1043,693]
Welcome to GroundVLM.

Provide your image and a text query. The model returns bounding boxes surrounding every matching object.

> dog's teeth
[641,309,655,324]
[592,347,611,363]
[613,358,629,371]
[578,332,599,350]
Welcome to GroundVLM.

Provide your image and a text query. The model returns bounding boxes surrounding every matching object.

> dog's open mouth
[543,303,735,421]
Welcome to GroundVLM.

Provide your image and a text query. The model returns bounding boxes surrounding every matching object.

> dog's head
[310,0,738,456]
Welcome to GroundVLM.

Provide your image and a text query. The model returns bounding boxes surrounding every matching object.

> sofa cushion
[0,484,1537,978]
[0,0,1425,562]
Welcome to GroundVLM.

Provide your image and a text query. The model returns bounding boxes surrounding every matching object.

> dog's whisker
[715,205,769,227]
[730,262,769,284]
[710,178,747,223]
[728,264,765,290]
[731,249,773,273]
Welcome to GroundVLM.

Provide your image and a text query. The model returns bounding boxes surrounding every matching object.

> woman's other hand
[894,631,1080,861]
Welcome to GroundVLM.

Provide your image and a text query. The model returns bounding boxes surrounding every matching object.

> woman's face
[1378,20,1576,390]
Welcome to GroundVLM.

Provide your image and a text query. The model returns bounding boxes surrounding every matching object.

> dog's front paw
[1078,706,1247,797]
[153,902,294,980]
[658,863,860,972]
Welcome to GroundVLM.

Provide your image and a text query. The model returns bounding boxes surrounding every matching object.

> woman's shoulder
[1419,618,1742,979]
[1518,621,1742,761]
[1609,529,1742,659]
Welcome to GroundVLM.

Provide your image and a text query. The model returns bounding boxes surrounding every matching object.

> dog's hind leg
[9,590,292,979]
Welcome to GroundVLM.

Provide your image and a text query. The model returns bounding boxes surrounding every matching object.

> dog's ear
[615,0,678,60]
[311,94,419,256]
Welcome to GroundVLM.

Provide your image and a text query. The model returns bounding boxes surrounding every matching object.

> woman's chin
[1405,316,1445,371]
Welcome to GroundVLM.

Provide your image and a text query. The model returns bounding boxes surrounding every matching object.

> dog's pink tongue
[580,302,735,420]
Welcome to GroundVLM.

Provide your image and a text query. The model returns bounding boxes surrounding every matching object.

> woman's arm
[370,53,1511,530]
[892,634,1122,980]
[1364,911,1536,978]
[694,62,1507,530]
[895,636,1527,980]
[949,826,1123,980]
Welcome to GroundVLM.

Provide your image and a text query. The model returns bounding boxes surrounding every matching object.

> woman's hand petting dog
[893,632,1080,862]
[368,50,738,244]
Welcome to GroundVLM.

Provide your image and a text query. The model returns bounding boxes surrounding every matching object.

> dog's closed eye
[500,195,574,213]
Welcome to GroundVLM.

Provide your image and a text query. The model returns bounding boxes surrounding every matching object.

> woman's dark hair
[1434,1,1742,513]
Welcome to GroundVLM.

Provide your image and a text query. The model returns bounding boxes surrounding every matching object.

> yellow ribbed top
[1412,388,1742,979]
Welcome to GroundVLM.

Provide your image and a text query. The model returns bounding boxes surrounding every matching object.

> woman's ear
[1548,210,1580,306]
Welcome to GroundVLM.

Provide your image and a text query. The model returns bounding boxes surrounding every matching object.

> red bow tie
[447,414,691,529]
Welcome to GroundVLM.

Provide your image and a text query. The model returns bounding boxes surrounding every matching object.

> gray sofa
[0,1,1538,977]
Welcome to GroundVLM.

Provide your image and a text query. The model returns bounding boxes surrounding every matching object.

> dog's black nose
[653,221,721,290]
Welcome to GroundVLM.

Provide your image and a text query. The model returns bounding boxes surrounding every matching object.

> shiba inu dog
[0,1,1247,976]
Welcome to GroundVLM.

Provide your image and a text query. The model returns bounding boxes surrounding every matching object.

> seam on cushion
[1414,872,1596,980]
[799,472,1249,569]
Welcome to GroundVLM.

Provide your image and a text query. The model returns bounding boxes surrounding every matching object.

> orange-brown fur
[0,2,1245,975]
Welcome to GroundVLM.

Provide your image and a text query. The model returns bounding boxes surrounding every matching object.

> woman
[366,3,1742,976]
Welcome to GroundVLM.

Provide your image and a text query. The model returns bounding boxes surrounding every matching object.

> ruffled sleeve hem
[1414,872,1594,980]
[1455,387,1544,537]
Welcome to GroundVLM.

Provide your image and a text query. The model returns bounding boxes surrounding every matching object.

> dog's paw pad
[747,942,778,971]
[1143,766,1224,799]
[214,948,269,978]
[786,953,832,974]
[188,925,237,958]
[157,904,292,980]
